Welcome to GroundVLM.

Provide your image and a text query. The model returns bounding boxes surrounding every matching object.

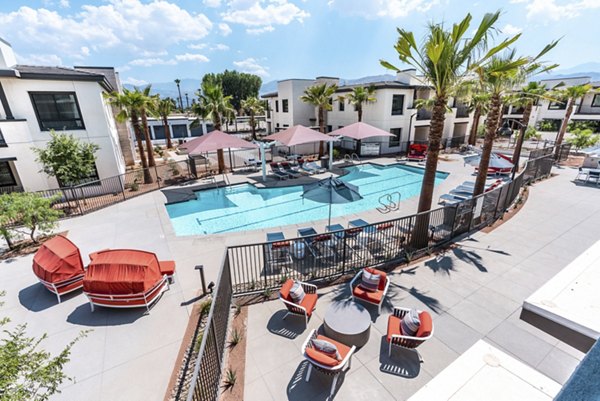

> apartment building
[263,70,473,155]
[142,116,211,145]
[0,38,126,192]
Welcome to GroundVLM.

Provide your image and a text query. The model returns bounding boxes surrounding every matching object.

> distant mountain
[534,62,600,82]
[123,78,201,104]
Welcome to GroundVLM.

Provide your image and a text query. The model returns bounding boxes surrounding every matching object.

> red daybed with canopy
[32,235,86,303]
[82,249,175,312]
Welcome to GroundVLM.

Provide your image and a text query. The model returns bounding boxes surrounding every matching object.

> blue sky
[0,0,598,86]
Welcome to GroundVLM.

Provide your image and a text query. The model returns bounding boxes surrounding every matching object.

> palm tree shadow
[451,248,488,272]
[387,281,443,315]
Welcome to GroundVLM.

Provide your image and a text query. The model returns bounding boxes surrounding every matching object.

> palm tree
[192,81,235,173]
[347,86,377,122]
[241,97,265,140]
[151,97,175,149]
[137,85,156,167]
[553,84,593,158]
[174,78,183,111]
[300,83,338,156]
[466,92,490,146]
[104,89,153,184]
[381,11,519,215]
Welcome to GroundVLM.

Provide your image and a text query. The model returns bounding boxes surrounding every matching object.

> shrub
[568,120,600,133]
[332,148,342,160]
[537,120,560,132]
[0,192,62,244]
[223,369,237,389]
[154,145,164,157]
[567,128,600,150]
[477,125,486,138]
[229,328,243,347]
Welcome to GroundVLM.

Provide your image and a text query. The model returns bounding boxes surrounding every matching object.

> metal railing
[184,153,555,401]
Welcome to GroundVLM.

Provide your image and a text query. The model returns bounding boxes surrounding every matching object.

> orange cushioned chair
[279,279,318,327]
[302,329,356,399]
[349,267,390,313]
[386,306,434,361]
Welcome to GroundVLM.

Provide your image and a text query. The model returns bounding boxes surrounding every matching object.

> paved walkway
[244,166,600,400]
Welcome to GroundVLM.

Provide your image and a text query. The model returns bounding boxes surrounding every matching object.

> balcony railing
[416,108,432,120]
[0,185,24,194]
[455,106,469,118]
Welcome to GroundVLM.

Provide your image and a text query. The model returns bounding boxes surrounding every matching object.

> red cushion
[314,234,332,242]
[299,293,318,316]
[353,285,383,304]
[377,222,393,231]
[280,279,294,302]
[159,260,176,276]
[416,311,433,338]
[365,268,387,291]
[387,314,402,342]
[304,334,351,367]
[272,241,290,248]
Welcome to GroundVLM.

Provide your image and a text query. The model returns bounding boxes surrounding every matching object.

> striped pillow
[400,309,421,337]
[289,281,305,304]
[311,338,341,361]
[359,269,380,292]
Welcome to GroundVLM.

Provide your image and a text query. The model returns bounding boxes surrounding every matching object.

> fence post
[211,322,220,368]
[341,234,347,275]
[117,174,126,201]
[154,165,160,189]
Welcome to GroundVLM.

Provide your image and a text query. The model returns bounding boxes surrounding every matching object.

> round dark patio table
[323,300,371,347]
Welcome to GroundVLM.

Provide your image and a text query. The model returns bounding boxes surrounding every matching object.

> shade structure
[329,122,395,140]
[83,249,170,311]
[180,130,258,155]
[464,152,514,171]
[264,125,334,146]
[32,235,85,302]
[302,176,363,227]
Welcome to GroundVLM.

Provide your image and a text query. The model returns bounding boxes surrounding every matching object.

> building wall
[576,93,600,117]
[0,77,125,191]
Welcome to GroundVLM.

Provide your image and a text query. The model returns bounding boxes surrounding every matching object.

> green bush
[515,126,542,142]
[537,120,560,132]
[567,120,600,133]
[154,145,164,157]
[477,125,486,138]
[332,148,342,160]
[0,192,62,245]
[567,128,600,150]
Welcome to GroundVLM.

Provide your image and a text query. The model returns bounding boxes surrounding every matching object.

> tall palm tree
[241,97,265,140]
[381,11,520,215]
[174,78,183,111]
[300,82,338,156]
[193,82,235,173]
[347,86,377,122]
[151,97,175,149]
[104,89,153,184]
[466,92,490,146]
[137,85,156,167]
[553,84,593,158]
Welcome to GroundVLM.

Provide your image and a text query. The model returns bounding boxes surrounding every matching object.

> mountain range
[123,63,600,101]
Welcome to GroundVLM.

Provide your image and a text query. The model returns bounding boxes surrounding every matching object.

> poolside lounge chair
[438,193,468,205]
[302,329,356,399]
[269,162,289,180]
[302,161,326,174]
[386,306,434,360]
[297,227,338,262]
[407,144,427,161]
[279,279,318,328]
[349,267,390,313]
[586,169,600,186]
[280,162,302,178]
[575,167,588,182]
[265,232,292,271]
[244,157,259,171]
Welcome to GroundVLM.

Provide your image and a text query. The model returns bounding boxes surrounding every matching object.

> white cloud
[327,0,436,18]
[501,24,522,35]
[222,0,309,27]
[246,25,275,34]
[233,57,269,77]
[42,0,70,8]
[175,53,210,62]
[218,22,232,36]
[188,43,208,50]
[204,0,222,6]
[139,49,168,57]
[16,53,63,66]
[0,1,212,61]
[122,77,148,86]
[59,0,70,7]
[213,43,230,51]
[519,0,600,20]
[80,46,90,57]
[128,58,177,66]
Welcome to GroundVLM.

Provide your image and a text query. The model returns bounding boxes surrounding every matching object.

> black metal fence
[186,255,233,401]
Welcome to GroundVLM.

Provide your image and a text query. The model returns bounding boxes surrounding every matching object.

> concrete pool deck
[0,155,506,400]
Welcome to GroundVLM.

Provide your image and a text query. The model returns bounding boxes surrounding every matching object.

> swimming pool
[166,163,447,236]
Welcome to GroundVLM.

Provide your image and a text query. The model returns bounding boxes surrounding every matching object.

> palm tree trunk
[141,110,156,167]
[357,105,363,122]
[163,116,173,149]
[474,93,501,196]
[251,113,257,140]
[511,103,532,172]
[555,98,574,159]
[468,106,481,146]
[132,113,153,184]
[214,120,226,173]
[318,106,325,157]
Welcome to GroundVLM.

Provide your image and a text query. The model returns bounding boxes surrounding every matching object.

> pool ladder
[344,153,361,166]
[377,192,401,214]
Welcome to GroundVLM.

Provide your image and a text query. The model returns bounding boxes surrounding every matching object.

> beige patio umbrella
[330,122,395,154]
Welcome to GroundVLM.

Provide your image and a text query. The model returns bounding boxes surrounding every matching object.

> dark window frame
[0,161,16,187]
[275,100,279,113]
[0,128,7,147]
[548,100,566,110]
[389,128,401,147]
[339,99,345,112]
[282,99,289,113]
[391,94,404,116]
[592,94,600,108]
[29,91,85,131]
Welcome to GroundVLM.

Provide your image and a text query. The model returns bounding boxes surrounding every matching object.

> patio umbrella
[302,176,363,227]
[463,152,514,169]
[330,122,395,154]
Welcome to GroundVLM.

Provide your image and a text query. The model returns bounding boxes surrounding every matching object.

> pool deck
[0,155,508,400]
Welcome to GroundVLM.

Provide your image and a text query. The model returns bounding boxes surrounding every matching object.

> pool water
[166,163,447,236]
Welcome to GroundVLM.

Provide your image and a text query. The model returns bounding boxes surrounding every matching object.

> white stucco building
[263,70,473,155]
[0,38,127,192]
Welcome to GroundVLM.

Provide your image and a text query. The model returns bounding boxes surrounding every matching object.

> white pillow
[400,309,421,336]
[289,281,306,304]
[359,269,380,292]
[311,338,342,361]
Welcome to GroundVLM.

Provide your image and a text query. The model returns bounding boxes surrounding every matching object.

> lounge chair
[407,144,427,161]
[349,267,390,313]
[575,167,588,182]
[438,193,468,205]
[280,162,302,178]
[587,169,600,186]
[348,218,397,256]
[265,232,292,271]
[297,227,337,261]
[302,329,356,399]
[279,279,318,327]
[269,162,288,180]
[303,161,326,174]
[244,157,259,171]
[386,306,434,360]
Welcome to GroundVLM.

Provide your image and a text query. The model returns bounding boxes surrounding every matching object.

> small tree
[0,195,16,249]
[0,291,86,400]
[5,192,61,243]
[567,128,600,150]
[32,131,99,187]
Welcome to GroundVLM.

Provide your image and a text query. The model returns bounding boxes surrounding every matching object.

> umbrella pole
[328,176,332,227]
[261,142,267,182]
[228,148,233,172]
[329,141,333,171]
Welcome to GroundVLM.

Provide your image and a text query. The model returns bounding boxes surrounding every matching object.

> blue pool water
[166,163,447,236]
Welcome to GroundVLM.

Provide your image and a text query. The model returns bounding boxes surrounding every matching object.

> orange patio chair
[279,279,318,327]
[349,267,390,313]
[386,306,434,361]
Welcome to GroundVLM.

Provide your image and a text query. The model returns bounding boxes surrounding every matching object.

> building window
[339,100,345,112]
[172,124,188,138]
[328,98,333,106]
[391,94,404,116]
[338,126,344,129]
[390,128,401,147]
[282,99,289,113]
[275,100,279,113]
[153,125,166,140]
[283,124,289,128]
[0,129,6,147]
[548,101,566,110]
[592,94,600,107]
[327,125,332,133]
[0,161,16,187]
[30,92,85,131]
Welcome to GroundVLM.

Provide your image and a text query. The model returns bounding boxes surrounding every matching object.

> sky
[0,0,598,87]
